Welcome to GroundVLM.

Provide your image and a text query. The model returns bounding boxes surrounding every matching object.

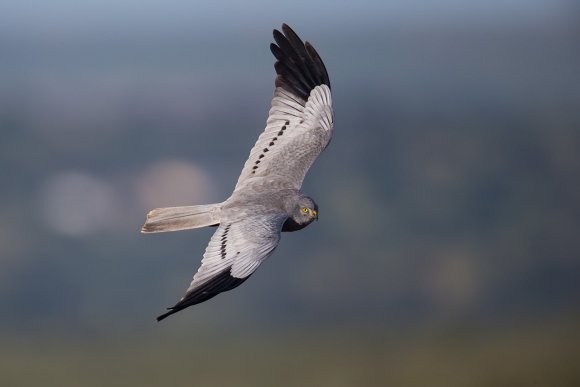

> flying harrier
[142,24,333,321]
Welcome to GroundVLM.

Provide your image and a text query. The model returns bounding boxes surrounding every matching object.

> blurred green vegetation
[2,315,579,387]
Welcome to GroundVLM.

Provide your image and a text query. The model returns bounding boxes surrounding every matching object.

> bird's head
[291,195,318,225]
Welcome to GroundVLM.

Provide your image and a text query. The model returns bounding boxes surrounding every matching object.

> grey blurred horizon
[1,1,580,386]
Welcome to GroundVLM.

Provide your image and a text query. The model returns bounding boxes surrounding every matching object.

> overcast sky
[0,0,574,39]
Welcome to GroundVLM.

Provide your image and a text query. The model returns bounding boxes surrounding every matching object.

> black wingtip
[155,268,251,321]
[271,24,330,100]
[156,309,175,322]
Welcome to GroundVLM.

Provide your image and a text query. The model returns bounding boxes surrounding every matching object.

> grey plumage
[141,204,221,233]
[141,24,333,321]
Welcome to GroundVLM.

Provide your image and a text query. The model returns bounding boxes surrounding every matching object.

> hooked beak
[311,209,318,221]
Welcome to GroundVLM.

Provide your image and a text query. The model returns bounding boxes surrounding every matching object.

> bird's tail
[141,203,222,233]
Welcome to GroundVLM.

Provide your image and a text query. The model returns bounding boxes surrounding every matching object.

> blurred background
[1,0,579,386]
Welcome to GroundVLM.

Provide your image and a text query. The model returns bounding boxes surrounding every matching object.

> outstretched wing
[157,214,286,321]
[234,24,333,192]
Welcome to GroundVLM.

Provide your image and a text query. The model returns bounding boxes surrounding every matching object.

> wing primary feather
[271,24,331,100]
[274,62,311,99]
[304,42,331,88]
[156,268,250,321]
[281,24,320,87]
[272,30,314,93]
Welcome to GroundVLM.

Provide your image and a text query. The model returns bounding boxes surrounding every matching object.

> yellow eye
[301,207,309,214]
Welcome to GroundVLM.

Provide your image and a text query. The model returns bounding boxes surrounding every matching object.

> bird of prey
[141,24,333,321]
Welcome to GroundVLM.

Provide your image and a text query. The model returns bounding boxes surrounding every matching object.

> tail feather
[141,203,221,233]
